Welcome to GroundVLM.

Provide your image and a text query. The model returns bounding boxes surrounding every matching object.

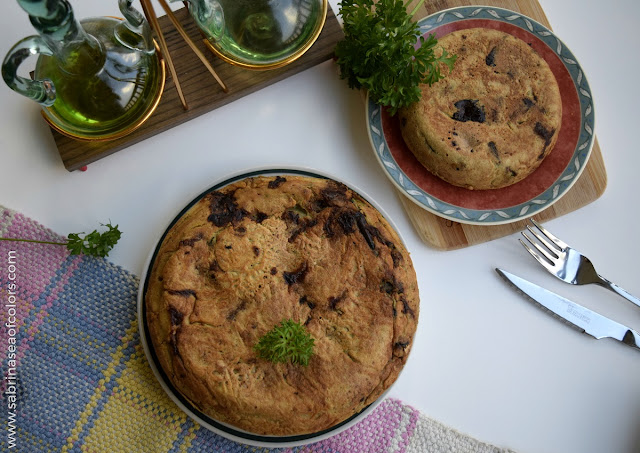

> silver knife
[496,268,640,351]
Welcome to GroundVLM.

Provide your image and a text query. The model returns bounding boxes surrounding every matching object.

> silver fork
[519,219,640,309]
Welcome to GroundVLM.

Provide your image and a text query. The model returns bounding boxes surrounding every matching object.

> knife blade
[496,268,640,351]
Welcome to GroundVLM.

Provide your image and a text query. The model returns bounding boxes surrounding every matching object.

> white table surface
[1,1,639,452]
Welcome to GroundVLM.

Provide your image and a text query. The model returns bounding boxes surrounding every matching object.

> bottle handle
[181,0,225,42]
[115,0,155,54]
[2,35,56,106]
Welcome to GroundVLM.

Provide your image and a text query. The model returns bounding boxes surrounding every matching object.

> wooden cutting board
[396,0,607,250]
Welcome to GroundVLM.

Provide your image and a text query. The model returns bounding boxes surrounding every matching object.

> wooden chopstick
[156,0,229,93]
[140,0,189,110]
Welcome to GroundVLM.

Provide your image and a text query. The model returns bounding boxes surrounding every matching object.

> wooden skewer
[140,0,189,110]
[156,0,229,93]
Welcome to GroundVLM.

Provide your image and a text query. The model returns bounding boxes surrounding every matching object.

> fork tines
[518,219,640,307]
[519,219,564,269]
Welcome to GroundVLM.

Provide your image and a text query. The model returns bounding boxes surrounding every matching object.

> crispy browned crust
[145,175,419,435]
[399,28,562,190]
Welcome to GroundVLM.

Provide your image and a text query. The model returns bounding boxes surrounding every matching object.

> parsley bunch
[335,0,457,114]
[0,222,122,258]
[254,319,315,366]
[66,223,122,257]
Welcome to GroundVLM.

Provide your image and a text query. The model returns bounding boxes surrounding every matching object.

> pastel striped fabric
[0,207,511,452]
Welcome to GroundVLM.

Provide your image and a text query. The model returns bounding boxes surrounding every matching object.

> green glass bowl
[190,0,328,70]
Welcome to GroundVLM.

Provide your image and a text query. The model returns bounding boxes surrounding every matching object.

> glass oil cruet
[2,0,166,141]
[180,0,327,70]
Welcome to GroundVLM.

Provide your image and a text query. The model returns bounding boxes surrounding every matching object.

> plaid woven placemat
[0,206,512,452]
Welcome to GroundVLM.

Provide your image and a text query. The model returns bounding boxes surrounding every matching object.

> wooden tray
[51,7,343,171]
[397,0,607,250]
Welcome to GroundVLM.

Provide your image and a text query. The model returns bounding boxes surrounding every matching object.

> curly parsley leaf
[254,319,315,366]
[334,0,457,115]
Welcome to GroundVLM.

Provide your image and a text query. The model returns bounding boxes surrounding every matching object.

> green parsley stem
[0,237,67,246]
[407,0,426,18]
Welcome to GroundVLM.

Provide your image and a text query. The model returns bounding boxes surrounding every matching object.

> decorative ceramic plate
[366,6,595,225]
[137,167,402,448]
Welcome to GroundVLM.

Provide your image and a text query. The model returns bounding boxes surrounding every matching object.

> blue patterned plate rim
[366,6,596,225]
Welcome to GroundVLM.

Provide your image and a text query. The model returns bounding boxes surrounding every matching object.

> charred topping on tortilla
[254,211,268,223]
[329,290,348,311]
[207,190,248,227]
[282,209,300,225]
[534,121,555,150]
[167,289,196,298]
[381,275,405,295]
[310,181,351,212]
[179,233,204,247]
[488,141,500,161]
[168,306,184,326]
[283,262,308,285]
[268,176,287,189]
[226,300,247,321]
[299,296,316,310]
[289,219,319,243]
[452,99,486,123]
[401,297,415,318]
[485,46,497,67]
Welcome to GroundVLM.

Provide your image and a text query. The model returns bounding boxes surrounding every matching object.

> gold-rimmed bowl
[189,0,328,71]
